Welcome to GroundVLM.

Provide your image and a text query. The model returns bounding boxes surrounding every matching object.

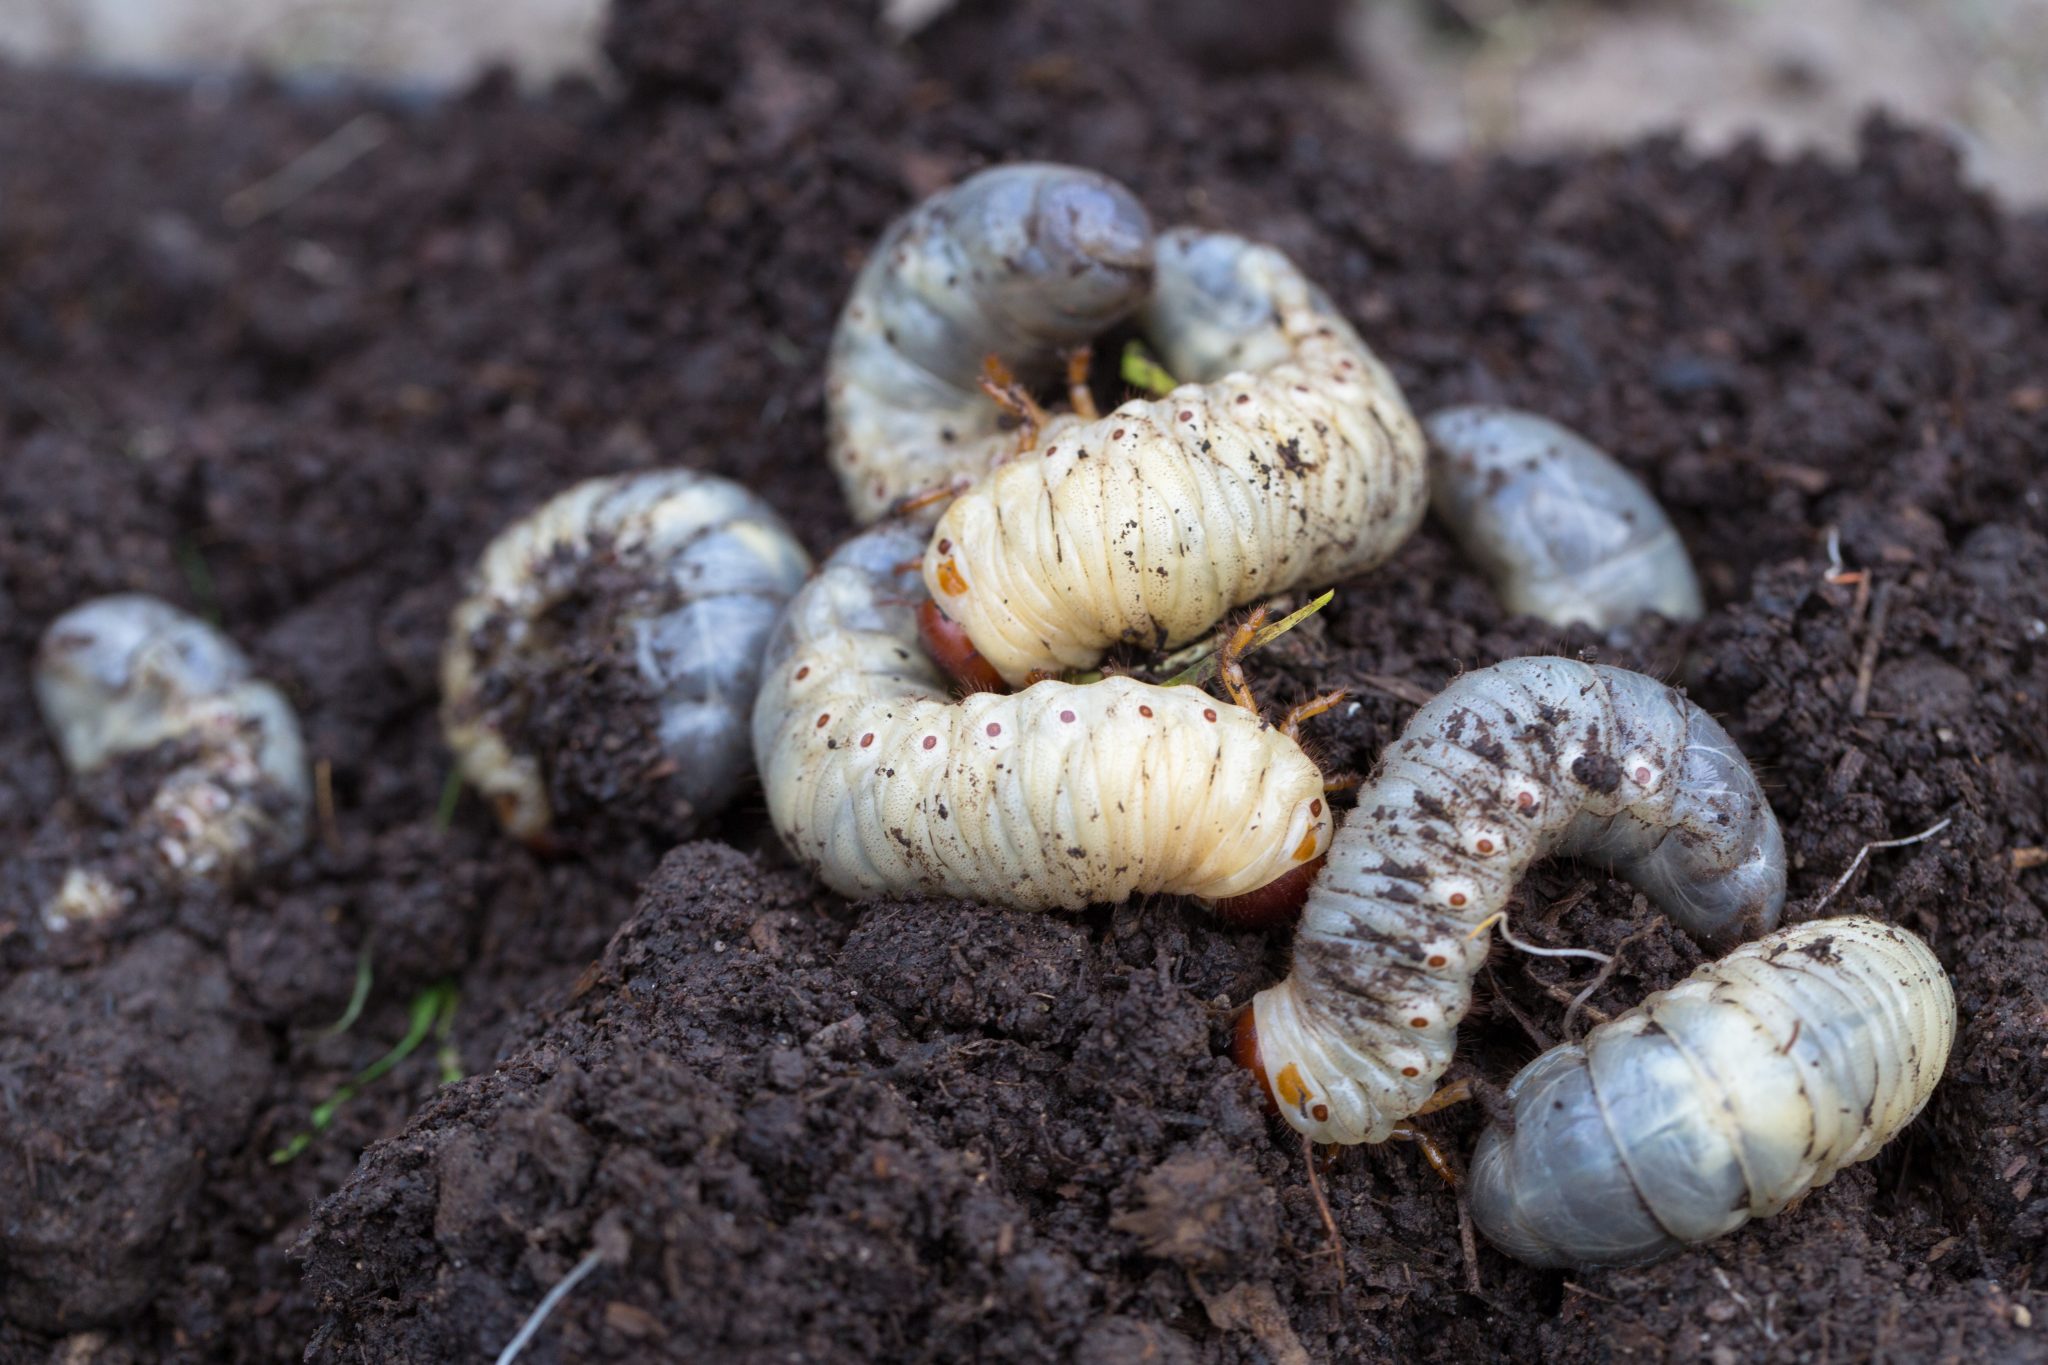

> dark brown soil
[0,0,2044,1360]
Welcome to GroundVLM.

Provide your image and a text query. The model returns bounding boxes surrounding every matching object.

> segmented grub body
[1469,916,1954,1269]
[751,525,1333,909]
[33,595,310,924]
[1240,658,1786,1145]
[1427,405,1703,630]
[922,228,1428,687]
[442,469,810,844]
[827,163,1156,524]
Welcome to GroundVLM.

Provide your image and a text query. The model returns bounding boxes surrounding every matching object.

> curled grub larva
[442,469,810,845]
[750,524,1333,910]
[827,163,1156,524]
[1237,657,1786,1145]
[1427,405,1703,630]
[33,595,310,923]
[1469,915,1955,1269]
[922,227,1427,687]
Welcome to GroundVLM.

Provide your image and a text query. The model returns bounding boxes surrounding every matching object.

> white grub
[33,594,310,914]
[442,469,810,844]
[923,228,1427,686]
[1427,405,1704,631]
[752,525,1333,909]
[1242,657,1785,1145]
[827,163,1156,525]
[1470,916,1954,1269]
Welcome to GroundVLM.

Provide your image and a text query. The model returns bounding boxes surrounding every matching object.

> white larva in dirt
[751,524,1334,910]
[827,162,1156,525]
[1426,405,1704,630]
[1468,915,1955,1269]
[1236,657,1786,1145]
[922,227,1428,687]
[442,469,810,845]
[33,594,310,925]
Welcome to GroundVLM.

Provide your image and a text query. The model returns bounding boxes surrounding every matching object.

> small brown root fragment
[1850,579,1894,717]
[315,757,341,855]
[1302,1131,1347,1293]
[1457,1188,1483,1295]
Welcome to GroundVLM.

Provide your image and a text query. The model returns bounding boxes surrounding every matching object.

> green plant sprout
[1119,339,1178,396]
[271,980,462,1165]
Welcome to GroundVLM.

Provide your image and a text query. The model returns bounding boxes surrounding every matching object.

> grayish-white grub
[827,163,1156,524]
[752,525,1334,909]
[33,594,310,926]
[1427,405,1704,630]
[1240,657,1786,1144]
[442,469,810,844]
[924,227,1428,686]
[1469,915,1955,1269]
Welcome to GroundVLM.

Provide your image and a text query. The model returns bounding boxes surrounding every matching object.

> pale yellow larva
[751,525,1333,910]
[921,228,1428,687]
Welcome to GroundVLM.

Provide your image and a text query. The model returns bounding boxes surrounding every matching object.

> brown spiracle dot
[1059,709,1076,723]
[1112,428,1126,439]
[1448,892,1467,908]
[816,713,830,728]
[1409,1016,1429,1029]
[1310,799,1323,816]
[1178,410,1194,422]
[1139,705,1154,718]
[937,539,952,554]
[796,666,810,680]
[1401,1066,1420,1078]
[1203,708,1218,722]
[922,735,937,750]
[860,733,875,748]
[1635,766,1653,784]
[1476,837,1496,855]
[1427,954,1448,969]
[985,722,1002,737]
[1311,1103,1330,1122]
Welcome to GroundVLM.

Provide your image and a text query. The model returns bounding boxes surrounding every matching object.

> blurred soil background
[0,1,2044,1362]
[3,0,2045,206]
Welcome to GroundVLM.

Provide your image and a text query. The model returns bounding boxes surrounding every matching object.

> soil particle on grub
[0,0,2044,1358]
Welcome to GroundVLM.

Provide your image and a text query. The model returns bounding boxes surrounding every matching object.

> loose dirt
[0,0,2042,1360]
